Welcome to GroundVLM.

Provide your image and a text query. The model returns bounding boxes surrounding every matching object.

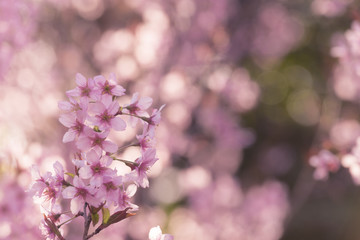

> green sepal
[65,172,75,178]
[102,207,110,224]
[91,213,99,227]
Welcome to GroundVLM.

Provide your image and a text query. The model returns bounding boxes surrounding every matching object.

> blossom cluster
[331,21,360,102]
[309,135,360,185]
[309,21,360,184]
[29,73,167,239]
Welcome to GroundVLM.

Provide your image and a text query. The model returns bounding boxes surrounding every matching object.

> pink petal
[76,73,87,87]
[100,155,113,167]
[101,95,113,108]
[70,196,84,214]
[79,166,92,179]
[90,102,105,115]
[85,193,101,207]
[138,97,153,110]
[112,85,126,96]
[59,113,76,128]
[66,88,81,97]
[108,101,120,115]
[73,176,86,188]
[98,130,110,138]
[130,92,139,105]
[90,175,102,187]
[126,184,137,197]
[94,75,106,86]
[63,129,77,143]
[53,161,64,176]
[88,78,95,88]
[76,136,91,151]
[102,140,118,153]
[139,175,149,188]
[142,148,158,165]
[86,149,99,164]
[161,234,174,240]
[111,117,126,131]
[90,89,102,101]
[58,101,72,111]
[62,186,77,199]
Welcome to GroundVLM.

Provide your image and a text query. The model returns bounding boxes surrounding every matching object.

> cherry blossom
[30,73,164,239]
[309,149,340,180]
[66,73,101,101]
[62,176,100,214]
[149,226,173,240]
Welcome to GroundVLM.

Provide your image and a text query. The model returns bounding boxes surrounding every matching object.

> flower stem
[115,142,139,154]
[113,158,139,168]
[117,112,149,122]
[57,213,82,229]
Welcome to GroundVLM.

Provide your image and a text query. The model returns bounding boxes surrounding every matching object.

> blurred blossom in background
[2,0,360,239]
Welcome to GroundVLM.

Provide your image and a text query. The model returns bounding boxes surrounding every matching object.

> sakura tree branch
[116,142,140,154]
[83,203,92,240]
[57,212,83,229]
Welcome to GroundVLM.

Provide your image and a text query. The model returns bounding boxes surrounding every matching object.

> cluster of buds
[29,73,169,239]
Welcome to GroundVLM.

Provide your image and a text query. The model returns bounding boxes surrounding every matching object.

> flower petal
[111,117,126,131]
[102,140,118,153]
[79,166,92,179]
[62,186,77,199]
[63,129,77,143]
[70,196,84,214]
[76,73,87,87]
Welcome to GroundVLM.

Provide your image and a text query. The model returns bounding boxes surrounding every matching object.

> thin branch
[57,212,82,229]
[113,158,139,168]
[117,112,149,122]
[115,142,139,154]
[82,203,91,240]
[85,228,102,239]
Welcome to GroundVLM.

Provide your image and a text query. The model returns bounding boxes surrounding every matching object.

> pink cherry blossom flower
[62,176,100,214]
[148,226,173,240]
[58,96,88,114]
[115,184,139,211]
[309,149,340,180]
[96,175,123,207]
[89,99,126,131]
[123,92,153,127]
[145,105,165,139]
[29,165,52,198]
[41,182,61,208]
[131,148,159,188]
[59,111,89,143]
[66,73,100,101]
[79,149,115,187]
[136,128,156,152]
[40,217,64,240]
[41,205,69,239]
[94,73,126,102]
[53,161,65,187]
[76,128,118,153]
